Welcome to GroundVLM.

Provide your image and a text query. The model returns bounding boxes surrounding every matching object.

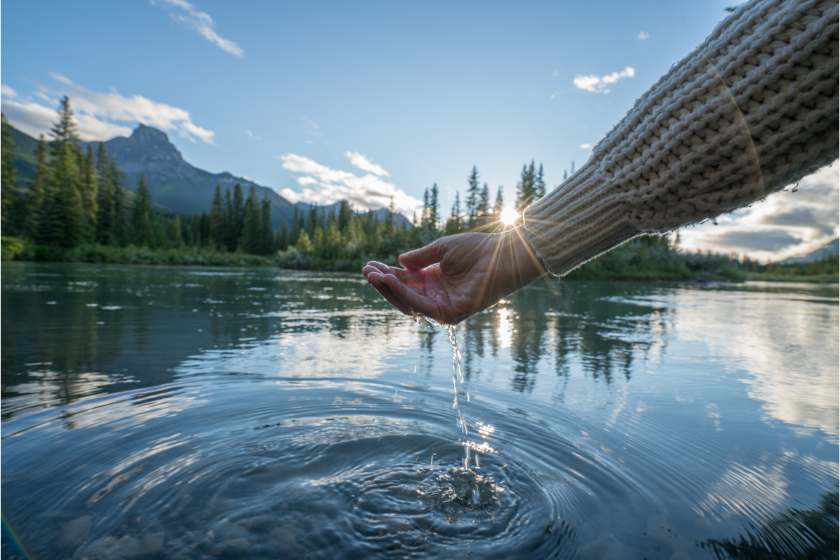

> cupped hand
[362,228,546,325]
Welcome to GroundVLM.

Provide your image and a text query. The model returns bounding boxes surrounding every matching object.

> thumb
[399,237,448,271]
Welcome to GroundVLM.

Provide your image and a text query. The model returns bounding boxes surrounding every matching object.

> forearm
[524,0,839,276]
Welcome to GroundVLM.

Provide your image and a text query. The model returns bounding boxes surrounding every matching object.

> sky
[2,0,837,261]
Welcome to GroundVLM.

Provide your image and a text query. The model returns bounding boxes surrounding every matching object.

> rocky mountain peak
[92,124,185,173]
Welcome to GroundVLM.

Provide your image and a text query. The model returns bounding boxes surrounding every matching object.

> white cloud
[550,91,561,100]
[1,85,17,98]
[346,151,389,177]
[638,31,650,40]
[302,115,321,135]
[574,66,636,94]
[277,153,422,217]
[552,69,559,77]
[245,129,261,140]
[1,74,214,143]
[580,143,592,149]
[152,0,243,57]
[678,163,839,262]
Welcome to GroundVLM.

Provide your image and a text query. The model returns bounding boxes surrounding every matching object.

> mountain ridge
[9,123,411,231]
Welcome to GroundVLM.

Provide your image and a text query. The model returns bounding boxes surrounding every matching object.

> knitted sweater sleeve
[523,0,839,276]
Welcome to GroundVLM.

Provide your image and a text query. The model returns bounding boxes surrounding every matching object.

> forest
[1,97,836,282]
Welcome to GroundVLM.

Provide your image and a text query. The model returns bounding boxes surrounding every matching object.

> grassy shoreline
[3,237,837,283]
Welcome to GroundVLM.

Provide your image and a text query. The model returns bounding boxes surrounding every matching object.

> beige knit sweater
[523,0,839,276]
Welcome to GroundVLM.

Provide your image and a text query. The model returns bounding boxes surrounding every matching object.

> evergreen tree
[241,187,262,254]
[260,195,273,255]
[170,215,184,247]
[95,144,115,245]
[290,207,300,246]
[466,166,480,226]
[385,197,396,238]
[1,113,19,235]
[563,169,568,182]
[24,135,50,238]
[479,183,490,215]
[224,187,234,250]
[428,183,439,233]
[494,186,504,215]
[209,185,225,246]
[79,145,98,239]
[41,142,85,249]
[516,161,536,210]
[108,157,127,245]
[338,200,352,232]
[570,160,575,174]
[279,220,289,251]
[49,96,80,156]
[445,192,462,236]
[535,163,546,199]
[307,203,319,238]
[132,173,154,247]
[232,184,245,246]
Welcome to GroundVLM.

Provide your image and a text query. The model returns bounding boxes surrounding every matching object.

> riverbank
[2,238,275,267]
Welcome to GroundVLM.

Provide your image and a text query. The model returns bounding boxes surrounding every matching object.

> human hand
[362,228,546,325]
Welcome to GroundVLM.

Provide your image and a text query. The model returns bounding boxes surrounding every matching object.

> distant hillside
[294,201,412,228]
[80,125,298,230]
[9,123,410,231]
[778,239,839,264]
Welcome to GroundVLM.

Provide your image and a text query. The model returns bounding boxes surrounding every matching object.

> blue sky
[2,0,837,261]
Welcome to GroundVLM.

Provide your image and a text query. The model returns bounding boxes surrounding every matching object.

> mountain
[80,125,298,229]
[8,123,412,231]
[778,238,839,264]
[294,201,413,228]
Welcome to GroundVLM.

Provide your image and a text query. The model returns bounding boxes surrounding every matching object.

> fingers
[381,273,440,319]
[399,238,447,271]
[365,271,414,316]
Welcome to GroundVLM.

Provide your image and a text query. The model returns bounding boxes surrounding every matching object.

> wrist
[502,227,547,288]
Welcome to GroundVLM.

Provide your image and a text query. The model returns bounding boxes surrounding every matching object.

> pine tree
[516,161,536,210]
[232,184,245,247]
[209,185,225,246]
[290,207,300,246]
[279,220,289,251]
[307,203,319,238]
[494,186,504,215]
[535,163,546,199]
[95,144,116,245]
[570,160,575,175]
[260,195,273,255]
[224,187,234,250]
[241,187,262,254]
[24,135,50,238]
[170,215,184,247]
[466,166,480,226]
[446,192,462,235]
[49,96,80,156]
[132,173,154,247]
[338,200,352,232]
[43,142,86,249]
[385,197,396,238]
[428,183,439,233]
[1,113,20,236]
[109,157,127,245]
[78,145,98,240]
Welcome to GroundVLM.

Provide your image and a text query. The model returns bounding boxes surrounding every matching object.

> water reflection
[2,263,838,559]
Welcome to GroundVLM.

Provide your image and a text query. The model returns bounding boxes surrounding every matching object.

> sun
[500,207,519,226]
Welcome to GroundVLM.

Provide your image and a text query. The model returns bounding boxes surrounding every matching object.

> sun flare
[500,207,519,226]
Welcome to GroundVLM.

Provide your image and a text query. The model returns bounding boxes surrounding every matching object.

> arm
[524,0,838,274]
[365,0,838,322]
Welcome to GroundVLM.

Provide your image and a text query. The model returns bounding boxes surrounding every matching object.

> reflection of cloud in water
[653,288,839,435]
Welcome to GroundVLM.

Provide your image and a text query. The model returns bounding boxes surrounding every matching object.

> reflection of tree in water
[461,281,671,392]
[703,490,838,560]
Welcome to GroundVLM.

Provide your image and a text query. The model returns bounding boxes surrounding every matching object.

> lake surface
[2,262,837,559]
